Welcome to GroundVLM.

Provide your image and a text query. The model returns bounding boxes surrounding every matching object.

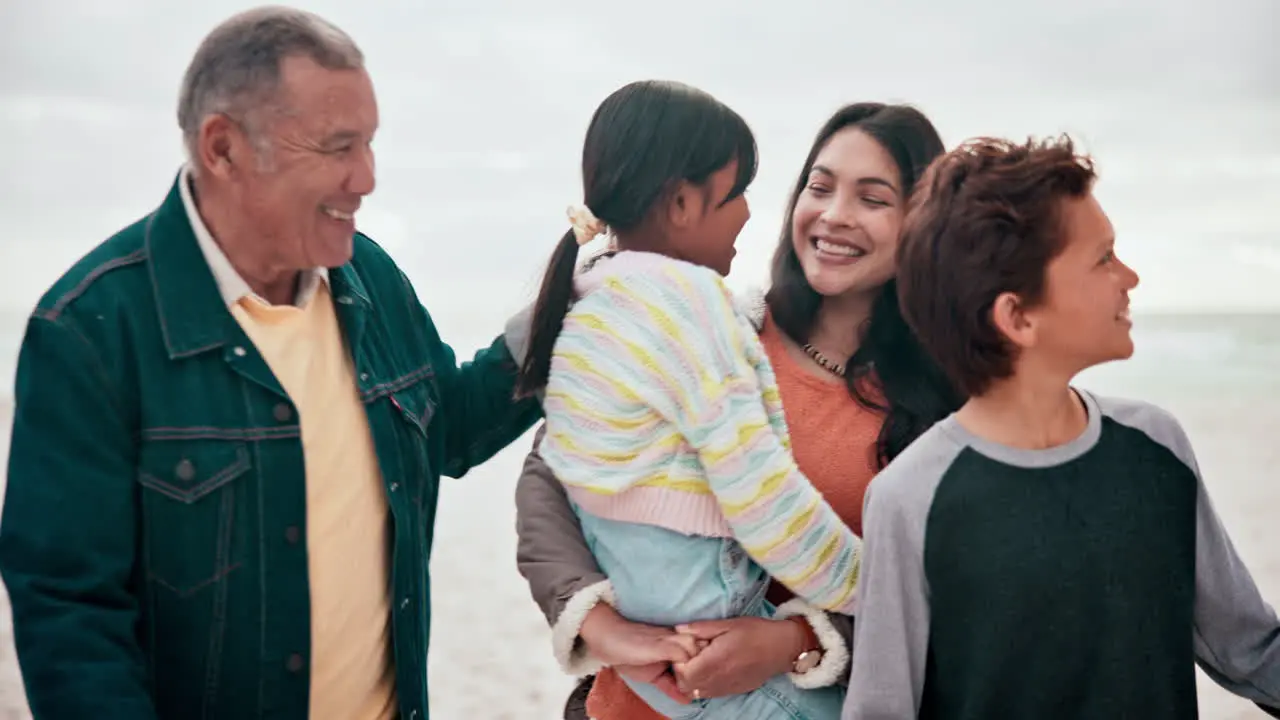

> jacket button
[286,654,304,672]
[175,459,195,482]
[284,526,300,544]
[273,403,292,422]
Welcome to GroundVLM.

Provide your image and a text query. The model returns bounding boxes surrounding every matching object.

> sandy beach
[0,389,1275,718]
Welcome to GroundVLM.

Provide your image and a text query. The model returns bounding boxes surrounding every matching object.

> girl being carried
[516,80,859,719]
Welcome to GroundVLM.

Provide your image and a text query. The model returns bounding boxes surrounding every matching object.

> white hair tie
[567,204,607,246]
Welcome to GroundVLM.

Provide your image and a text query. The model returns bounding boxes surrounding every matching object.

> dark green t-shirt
[843,389,1280,720]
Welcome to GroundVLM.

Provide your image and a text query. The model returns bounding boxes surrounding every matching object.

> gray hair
[177,6,364,171]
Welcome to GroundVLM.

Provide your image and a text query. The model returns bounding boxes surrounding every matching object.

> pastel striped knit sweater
[539,251,860,613]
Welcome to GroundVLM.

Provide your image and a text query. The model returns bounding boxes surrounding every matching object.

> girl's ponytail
[514,228,583,398]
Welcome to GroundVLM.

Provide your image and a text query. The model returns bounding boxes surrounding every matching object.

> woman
[516,102,963,718]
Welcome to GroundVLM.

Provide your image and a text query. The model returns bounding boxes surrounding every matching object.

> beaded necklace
[802,343,846,377]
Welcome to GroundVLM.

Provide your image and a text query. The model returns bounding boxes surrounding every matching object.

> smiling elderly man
[0,7,540,719]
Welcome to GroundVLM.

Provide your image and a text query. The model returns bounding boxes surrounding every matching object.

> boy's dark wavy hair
[897,135,1097,398]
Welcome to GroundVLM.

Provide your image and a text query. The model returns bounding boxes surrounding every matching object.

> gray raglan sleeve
[842,431,956,720]
[1186,450,1280,710]
[1111,400,1280,713]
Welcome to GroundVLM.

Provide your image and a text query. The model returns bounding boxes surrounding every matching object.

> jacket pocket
[388,380,436,505]
[137,439,252,596]
[390,381,435,439]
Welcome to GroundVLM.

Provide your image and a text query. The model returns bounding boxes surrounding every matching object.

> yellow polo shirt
[181,167,396,720]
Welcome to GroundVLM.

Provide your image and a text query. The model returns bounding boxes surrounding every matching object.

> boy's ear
[990,291,1036,349]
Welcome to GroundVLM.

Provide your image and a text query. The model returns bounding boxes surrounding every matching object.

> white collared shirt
[178,165,329,308]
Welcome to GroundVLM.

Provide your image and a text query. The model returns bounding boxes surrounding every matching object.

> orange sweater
[585,312,884,719]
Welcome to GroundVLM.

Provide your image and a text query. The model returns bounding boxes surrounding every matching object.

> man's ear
[990,290,1037,350]
[196,114,238,179]
[197,113,261,180]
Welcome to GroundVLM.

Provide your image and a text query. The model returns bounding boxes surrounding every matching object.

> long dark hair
[766,102,964,467]
[515,80,758,397]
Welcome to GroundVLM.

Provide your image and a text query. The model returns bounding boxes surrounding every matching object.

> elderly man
[0,7,540,720]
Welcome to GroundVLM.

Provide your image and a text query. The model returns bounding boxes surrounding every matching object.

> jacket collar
[146,169,371,359]
[176,164,329,309]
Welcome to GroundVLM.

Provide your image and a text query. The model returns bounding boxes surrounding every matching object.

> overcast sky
[1,0,1277,332]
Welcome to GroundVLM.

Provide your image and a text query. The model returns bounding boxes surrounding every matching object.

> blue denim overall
[574,507,845,719]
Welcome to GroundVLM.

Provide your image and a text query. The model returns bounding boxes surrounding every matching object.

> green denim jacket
[0,174,541,719]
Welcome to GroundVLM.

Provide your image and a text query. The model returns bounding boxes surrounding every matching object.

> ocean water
[1077,312,1280,400]
[1,308,1274,403]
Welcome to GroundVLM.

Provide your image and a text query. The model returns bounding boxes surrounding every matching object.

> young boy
[841,136,1280,719]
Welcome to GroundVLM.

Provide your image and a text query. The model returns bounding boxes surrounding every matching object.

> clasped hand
[579,604,807,704]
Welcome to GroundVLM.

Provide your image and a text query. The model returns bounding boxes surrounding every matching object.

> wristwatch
[793,648,822,674]
[786,616,823,673]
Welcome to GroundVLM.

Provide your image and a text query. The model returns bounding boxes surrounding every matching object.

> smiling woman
[791,129,903,296]
[768,103,957,468]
